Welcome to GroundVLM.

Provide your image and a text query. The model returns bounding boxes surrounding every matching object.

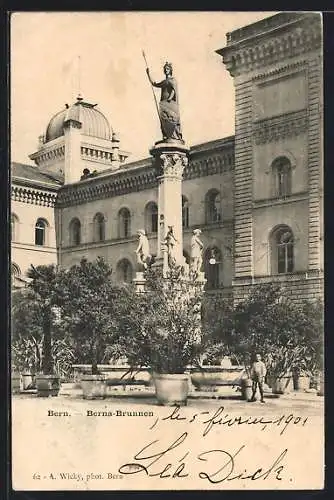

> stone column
[150,142,189,273]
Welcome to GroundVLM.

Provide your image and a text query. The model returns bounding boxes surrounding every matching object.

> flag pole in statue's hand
[142,50,161,123]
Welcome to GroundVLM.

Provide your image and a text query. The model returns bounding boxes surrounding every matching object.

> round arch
[116,258,133,284]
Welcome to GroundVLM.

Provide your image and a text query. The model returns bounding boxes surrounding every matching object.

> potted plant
[292,360,311,391]
[11,364,21,394]
[266,347,294,394]
[58,258,126,400]
[12,277,76,396]
[229,284,324,397]
[11,336,39,391]
[189,342,244,393]
[121,263,205,406]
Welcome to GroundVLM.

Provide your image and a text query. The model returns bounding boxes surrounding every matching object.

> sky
[11,11,275,164]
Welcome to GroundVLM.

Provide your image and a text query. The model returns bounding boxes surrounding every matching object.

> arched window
[118,208,131,238]
[69,218,81,246]
[11,213,19,241]
[205,189,222,224]
[270,225,294,274]
[35,218,48,246]
[272,157,292,198]
[93,213,105,242]
[204,247,222,289]
[182,196,189,229]
[116,259,133,283]
[145,202,158,234]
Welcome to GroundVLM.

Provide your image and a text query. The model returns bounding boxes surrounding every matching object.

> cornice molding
[56,166,158,208]
[56,151,235,208]
[253,190,309,209]
[252,59,308,82]
[12,185,58,207]
[29,144,65,167]
[219,16,321,77]
[253,109,308,145]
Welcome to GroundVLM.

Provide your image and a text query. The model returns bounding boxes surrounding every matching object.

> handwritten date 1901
[118,432,287,483]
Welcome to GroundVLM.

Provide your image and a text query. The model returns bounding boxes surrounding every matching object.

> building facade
[11,12,323,302]
[217,11,323,301]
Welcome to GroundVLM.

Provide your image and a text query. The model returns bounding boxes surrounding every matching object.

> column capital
[159,152,188,179]
[150,141,189,180]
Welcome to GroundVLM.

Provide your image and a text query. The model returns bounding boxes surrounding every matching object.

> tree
[201,293,234,364]
[24,264,63,375]
[230,283,324,378]
[56,257,131,375]
[12,287,44,373]
[11,264,73,377]
[118,263,205,374]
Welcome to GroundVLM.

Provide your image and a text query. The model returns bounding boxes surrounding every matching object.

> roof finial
[76,55,83,101]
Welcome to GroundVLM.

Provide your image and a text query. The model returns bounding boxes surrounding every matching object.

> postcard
[11,11,324,491]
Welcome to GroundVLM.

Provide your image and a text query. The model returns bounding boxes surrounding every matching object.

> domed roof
[45,96,112,143]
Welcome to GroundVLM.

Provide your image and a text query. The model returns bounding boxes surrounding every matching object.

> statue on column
[190,229,204,275]
[146,62,183,142]
[164,226,178,267]
[135,230,151,271]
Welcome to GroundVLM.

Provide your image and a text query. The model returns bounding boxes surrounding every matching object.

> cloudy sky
[11,11,274,164]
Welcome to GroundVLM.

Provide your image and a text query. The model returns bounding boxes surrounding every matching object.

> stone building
[11,12,323,302]
[217,11,323,301]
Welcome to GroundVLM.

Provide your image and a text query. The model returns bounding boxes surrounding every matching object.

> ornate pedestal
[133,271,146,293]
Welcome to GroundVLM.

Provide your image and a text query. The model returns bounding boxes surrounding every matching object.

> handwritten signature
[149,406,308,437]
[118,432,287,482]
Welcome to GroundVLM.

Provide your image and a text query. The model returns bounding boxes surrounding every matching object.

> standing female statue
[135,229,151,271]
[190,229,204,274]
[146,62,183,142]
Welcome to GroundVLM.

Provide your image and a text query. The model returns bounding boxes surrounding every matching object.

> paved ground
[12,386,324,416]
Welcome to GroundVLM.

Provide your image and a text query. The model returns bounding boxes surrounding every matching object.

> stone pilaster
[64,119,82,184]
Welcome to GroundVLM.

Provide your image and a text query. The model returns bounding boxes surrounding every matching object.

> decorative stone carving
[159,152,188,179]
[253,109,308,144]
[164,226,179,267]
[12,185,57,207]
[190,229,204,275]
[146,61,183,142]
[56,143,235,208]
[219,15,321,76]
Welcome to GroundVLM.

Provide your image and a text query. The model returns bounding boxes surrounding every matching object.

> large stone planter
[81,374,107,400]
[36,374,60,397]
[190,366,245,392]
[241,378,253,401]
[317,372,324,396]
[72,365,152,389]
[22,372,35,390]
[293,374,310,391]
[153,373,189,406]
[11,373,21,394]
[269,375,293,394]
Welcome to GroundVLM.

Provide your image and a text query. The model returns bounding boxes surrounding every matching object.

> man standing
[250,353,266,403]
